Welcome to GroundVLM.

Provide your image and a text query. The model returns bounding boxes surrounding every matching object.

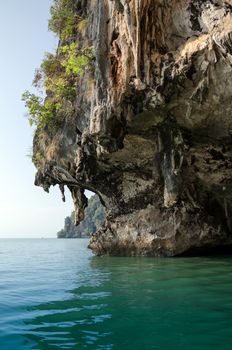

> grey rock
[34,0,232,256]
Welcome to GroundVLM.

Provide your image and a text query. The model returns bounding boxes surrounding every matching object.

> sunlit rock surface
[34,0,232,256]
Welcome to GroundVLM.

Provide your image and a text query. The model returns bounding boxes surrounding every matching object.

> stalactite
[32,0,232,256]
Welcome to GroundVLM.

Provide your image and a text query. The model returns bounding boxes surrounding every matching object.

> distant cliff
[25,0,232,256]
[57,195,105,238]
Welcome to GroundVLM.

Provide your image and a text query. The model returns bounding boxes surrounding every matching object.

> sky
[0,0,87,238]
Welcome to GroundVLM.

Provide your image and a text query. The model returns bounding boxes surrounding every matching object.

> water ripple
[1,239,232,349]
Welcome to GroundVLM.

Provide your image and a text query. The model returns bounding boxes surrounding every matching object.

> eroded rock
[33,0,232,256]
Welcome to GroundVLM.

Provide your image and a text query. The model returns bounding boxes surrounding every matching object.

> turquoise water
[0,239,232,349]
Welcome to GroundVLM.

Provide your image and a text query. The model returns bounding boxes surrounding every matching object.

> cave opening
[177,244,232,257]
[82,191,106,237]
[57,189,106,239]
[208,198,231,235]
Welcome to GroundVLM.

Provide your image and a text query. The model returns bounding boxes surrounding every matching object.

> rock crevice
[34,0,232,256]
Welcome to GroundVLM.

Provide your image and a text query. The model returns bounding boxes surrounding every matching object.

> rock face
[34,0,232,256]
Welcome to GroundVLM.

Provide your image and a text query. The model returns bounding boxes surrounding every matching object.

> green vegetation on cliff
[57,195,105,238]
[22,0,93,130]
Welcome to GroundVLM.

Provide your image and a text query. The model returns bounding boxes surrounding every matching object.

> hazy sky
[0,0,84,238]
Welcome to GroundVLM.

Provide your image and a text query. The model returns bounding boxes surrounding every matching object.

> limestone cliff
[57,195,105,238]
[33,0,232,256]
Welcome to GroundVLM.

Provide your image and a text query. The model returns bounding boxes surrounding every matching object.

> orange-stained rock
[34,0,232,256]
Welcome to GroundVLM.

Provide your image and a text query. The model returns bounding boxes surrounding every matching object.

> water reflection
[20,254,232,350]
[22,258,113,350]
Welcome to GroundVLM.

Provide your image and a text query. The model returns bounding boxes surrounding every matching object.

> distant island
[57,195,105,238]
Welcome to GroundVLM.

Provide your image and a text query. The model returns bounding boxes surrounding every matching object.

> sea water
[0,238,232,349]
